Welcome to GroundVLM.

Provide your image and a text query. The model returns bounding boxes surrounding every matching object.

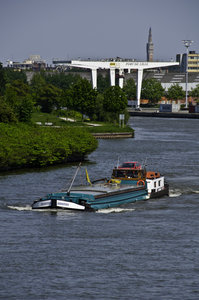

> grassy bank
[0,123,98,171]
[31,112,134,134]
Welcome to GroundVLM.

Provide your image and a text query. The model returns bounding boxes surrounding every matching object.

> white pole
[182,40,193,109]
[185,46,188,108]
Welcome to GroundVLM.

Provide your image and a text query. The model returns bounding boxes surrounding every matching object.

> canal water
[0,117,199,300]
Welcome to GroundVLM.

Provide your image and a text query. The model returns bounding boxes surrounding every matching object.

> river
[0,117,199,300]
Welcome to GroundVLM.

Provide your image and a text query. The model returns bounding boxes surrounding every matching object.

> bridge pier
[110,68,115,86]
[137,69,143,108]
[91,69,97,89]
[119,69,124,88]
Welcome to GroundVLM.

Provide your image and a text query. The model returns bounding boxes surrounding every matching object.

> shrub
[0,124,98,171]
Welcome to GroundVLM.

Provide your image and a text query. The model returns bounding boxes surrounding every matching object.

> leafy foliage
[4,80,34,122]
[0,63,6,95]
[97,74,110,93]
[44,72,81,90]
[189,84,199,98]
[37,84,62,113]
[141,78,164,103]
[0,97,17,123]
[4,68,27,84]
[103,86,127,112]
[167,84,185,100]
[0,123,98,171]
[101,86,128,123]
[30,74,63,113]
[123,78,136,99]
[66,78,98,118]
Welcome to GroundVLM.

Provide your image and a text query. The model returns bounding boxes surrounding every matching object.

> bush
[0,124,98,171]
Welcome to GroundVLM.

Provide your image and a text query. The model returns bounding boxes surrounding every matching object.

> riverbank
[92,132,134,138]
[128,108,199,119]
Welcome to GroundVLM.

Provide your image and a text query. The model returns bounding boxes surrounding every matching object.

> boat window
[113,169,145,179]
[158,180,161,186]
[113,170,126,177]
[154,181,156,188]
[121,163,135,168]
[127,170,138,177]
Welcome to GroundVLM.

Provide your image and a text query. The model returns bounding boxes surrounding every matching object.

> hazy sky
[0,0,199,65]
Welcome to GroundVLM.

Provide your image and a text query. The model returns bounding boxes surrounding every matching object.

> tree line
[1,63,199,124]
[0,65,128,123]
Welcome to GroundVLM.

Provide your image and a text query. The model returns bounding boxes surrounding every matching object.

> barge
[32,161,169,211]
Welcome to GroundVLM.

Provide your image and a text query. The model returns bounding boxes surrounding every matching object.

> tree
[97,74,110,93]
[103,86,127,113]
[102,86,128,123]
[0,63,6,95]
[37,84,62,113]
[4,80,34,122]
[123,78,136,99]
[30,74,62,113]
[0,97,17,123]
[93,93,104,121]
[189,84,199,98]
[167,84,185,100]
[44,72,81,90]
[4,68,27,84]
[141,78,164,104]
[66,78,98,119]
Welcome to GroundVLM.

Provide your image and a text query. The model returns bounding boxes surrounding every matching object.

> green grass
[31,112,68,126]
[85,124,134,133]
[31,111,134,134]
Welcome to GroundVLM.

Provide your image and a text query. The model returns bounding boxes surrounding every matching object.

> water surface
[0,117,199,299]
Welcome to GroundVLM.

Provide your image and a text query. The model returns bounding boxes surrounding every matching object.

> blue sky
[0,0,198,65]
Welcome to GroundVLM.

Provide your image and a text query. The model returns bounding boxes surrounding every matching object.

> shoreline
[128,109,199,119]
[92,132,134,139]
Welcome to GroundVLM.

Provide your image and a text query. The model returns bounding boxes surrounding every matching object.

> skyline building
[176,51,199,73]
[146,27,154,62]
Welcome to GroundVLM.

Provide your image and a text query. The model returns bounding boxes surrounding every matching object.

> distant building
[146,27,154,62]
[7,55,46,71]
[176,51,199,73]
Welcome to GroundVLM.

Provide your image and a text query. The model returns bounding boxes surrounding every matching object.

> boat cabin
[112,167,146,181]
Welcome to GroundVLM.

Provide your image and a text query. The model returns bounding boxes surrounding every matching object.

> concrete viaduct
[54,60,179,107]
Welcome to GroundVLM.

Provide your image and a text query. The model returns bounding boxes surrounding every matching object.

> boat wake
[7,205,76,213]
[169,190,182,198]
[97,207,135,214]
[8,205,32,211]
[169,188,199,198]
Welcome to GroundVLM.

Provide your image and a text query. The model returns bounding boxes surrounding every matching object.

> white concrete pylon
[91,69,97,89]
[137,69,143,107]
[110,68,115,86]
[119,69,124,89]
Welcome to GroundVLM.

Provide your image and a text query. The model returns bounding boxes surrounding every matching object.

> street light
[182,40,194,108]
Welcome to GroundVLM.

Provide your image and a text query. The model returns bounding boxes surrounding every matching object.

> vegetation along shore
[0,64,132,171]
[2,63,198,171]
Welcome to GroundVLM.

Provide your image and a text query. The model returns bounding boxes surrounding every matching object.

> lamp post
[182,40,193,108]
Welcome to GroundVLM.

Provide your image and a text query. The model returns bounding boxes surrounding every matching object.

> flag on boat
[85,169,92,185]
